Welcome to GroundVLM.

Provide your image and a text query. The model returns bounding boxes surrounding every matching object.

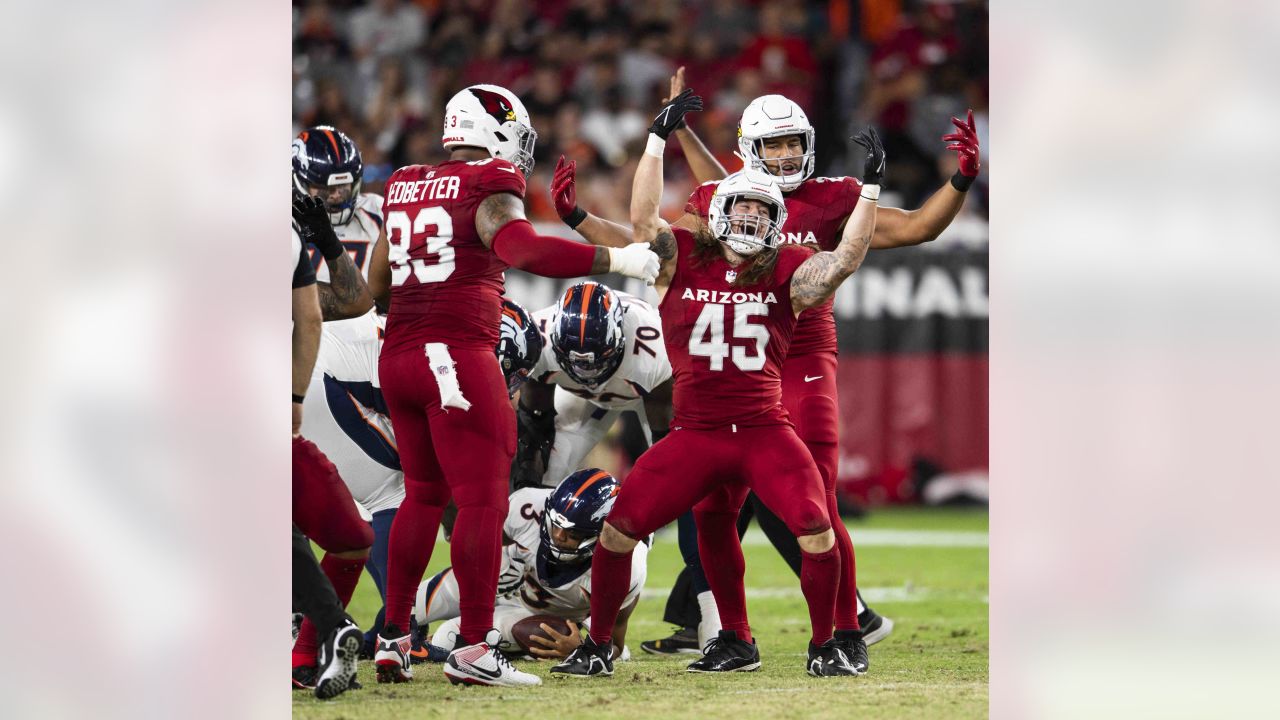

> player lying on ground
[366,83,660,688]
[511,281,673,491]
[550,91,883,679]
[415,468,645,662]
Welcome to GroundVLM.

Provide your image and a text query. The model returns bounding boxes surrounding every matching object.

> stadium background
[292,0,989,509]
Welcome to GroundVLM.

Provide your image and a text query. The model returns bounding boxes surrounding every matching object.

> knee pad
[790,498,833,537]
[404,479,451,509]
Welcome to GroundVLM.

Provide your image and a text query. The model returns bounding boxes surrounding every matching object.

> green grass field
[294,506,988,719]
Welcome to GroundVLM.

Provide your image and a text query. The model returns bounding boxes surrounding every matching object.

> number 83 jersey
[380,158,527,358]
[662,226,813,430]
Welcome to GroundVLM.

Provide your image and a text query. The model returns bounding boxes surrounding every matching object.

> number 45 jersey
[661,227,812,431]
[381,158,526,358]
[528,292,671,412]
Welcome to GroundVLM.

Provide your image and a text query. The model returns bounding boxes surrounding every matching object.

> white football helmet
[707,168,789,257]
[736,95,815,192]
[441,84,537,176]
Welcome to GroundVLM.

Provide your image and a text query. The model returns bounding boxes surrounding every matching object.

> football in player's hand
[511,615,576,654]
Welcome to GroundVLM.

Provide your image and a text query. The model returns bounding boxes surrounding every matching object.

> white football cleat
[444,629,542,687]
[314,619,362,699]
[373,624,414,683]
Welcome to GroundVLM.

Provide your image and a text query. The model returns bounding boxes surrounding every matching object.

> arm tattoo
[476,192,526,246]
[652,228,677,262]
[317,251,370,321]
[790,251,842,308]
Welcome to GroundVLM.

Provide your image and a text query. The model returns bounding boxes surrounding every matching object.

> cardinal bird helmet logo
[469,87,517,124]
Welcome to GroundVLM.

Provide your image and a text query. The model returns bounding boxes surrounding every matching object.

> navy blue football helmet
[539,468,620,566]
[292,125,363,225]
[495,298,544,398]
[550,282,625,387]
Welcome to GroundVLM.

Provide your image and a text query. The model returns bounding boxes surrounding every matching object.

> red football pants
[378,345,513,641]
[781,351,860,630]
[589,424,836,646]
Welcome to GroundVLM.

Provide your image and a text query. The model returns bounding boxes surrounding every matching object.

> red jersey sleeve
[472,158,527,200]
[832,176,864,221]
[684,181,718,219]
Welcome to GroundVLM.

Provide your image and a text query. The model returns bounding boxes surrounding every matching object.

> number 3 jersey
[528,292,671,412]
[381,158,527,358]
[498,488,647,618]
[661,227,812,430]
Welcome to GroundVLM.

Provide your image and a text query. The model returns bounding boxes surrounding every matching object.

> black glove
[292,192,345,262]
[649,88,703,141]
[851,127,886,186]
[510,405,556,491]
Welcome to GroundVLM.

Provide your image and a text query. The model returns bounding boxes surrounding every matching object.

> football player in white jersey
[512,281,673,490]
[416,469,646,661]
[293,125,385,293]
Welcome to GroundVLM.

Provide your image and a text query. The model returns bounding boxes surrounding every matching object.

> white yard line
[741,527,988,548]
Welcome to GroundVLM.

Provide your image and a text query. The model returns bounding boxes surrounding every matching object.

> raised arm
[477,191,658,283]
[293,194,374,320]
[549,155,634,249]
[791,128,885,315]
[665,67,729,184]
[863,109,981,249]
[631,89,705,280]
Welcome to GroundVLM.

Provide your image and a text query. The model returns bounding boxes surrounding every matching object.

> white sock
[856,593,866,614]
[697,591,721,648]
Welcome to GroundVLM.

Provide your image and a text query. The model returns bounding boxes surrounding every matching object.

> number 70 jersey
[661,227,813,430]
[380,158,527,359]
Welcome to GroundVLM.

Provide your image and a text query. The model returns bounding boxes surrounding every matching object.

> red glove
[942,110,981,188]
[551,155,586,227]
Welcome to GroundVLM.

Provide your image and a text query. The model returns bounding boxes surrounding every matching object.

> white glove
[607,242,661,285]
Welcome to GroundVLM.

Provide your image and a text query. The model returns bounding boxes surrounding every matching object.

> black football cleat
[315,619,363,699]
[859,607,895,646]
[550,635,614,678]
[833,629,870,674]
[807,638,858,677]
[686,630,761,673]
[640,626,701,655]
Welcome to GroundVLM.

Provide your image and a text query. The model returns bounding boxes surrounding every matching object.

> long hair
[688,217,784,288]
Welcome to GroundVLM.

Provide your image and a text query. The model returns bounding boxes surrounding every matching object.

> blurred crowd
[293,0,988,235]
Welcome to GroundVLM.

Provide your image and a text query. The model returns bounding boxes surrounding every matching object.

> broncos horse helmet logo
[469,87,517,124]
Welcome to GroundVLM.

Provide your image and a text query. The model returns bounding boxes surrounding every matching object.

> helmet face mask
[539,469,619,566]
[707,169,789,258]
[550,282,625,388]
[292,126,363,225]
[443,84,538,177]
[737,95,815,192]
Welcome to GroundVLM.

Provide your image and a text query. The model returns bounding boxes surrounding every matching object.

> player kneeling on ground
[414,468,645,668]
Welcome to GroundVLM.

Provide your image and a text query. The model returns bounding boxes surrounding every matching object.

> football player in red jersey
[364,84,659,688]
[556,71,981,660]
[552,91,883,678]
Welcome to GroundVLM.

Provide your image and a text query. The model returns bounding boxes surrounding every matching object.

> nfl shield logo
[725,270,738,282]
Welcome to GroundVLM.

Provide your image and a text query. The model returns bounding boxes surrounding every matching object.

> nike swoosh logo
[452,655,504,679]
[498,166,516,173]
[804,375,823,382]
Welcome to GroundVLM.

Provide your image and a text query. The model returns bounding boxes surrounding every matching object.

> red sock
[827,493,860,631]
[695,510,752,644]
[451,505,504,643]
[383,499,445,631]
[800,545,840,646]
[292,554,366,667]
[587,543,634,646]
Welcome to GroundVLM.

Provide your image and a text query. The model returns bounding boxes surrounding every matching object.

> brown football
[510,614,576,654]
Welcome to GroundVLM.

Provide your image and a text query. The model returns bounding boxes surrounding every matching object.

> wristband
[564,206,587,229]
[950,171,975,192]
[292,393,305,404]
[645,133,666,158]
[859,184,881,202]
